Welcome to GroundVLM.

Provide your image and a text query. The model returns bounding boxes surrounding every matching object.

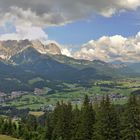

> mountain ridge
[0,39,139,93]
[0,39,62,60]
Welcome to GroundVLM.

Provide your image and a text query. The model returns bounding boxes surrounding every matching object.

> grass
[0,135,20,140]
[29,111,44,117]
[28,77,44,85]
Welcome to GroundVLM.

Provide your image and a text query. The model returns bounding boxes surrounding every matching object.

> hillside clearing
[0,135,20,140]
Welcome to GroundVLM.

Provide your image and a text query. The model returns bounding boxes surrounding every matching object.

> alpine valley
[0,40,129,91]
[0,40,140,109]
[1,1,140,140]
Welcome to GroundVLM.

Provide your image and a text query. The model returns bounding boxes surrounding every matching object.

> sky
[46,9,140,45]
[0,0,140,62]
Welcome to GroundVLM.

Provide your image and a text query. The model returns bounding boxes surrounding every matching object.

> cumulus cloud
[61,47,72,57]
[0,0,139,27]
[0,26,48,41]
[73,32,140,62]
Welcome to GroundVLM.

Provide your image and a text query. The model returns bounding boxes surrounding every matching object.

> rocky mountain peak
[0,39,62,60]
[44,42,62,55]
[31,40,62,55]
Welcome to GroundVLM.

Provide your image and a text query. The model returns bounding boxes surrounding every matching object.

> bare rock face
[31,40,46,54]
[0,40,62,60]
[0,40,32,59]
[44,43,62,55]
[32,40,62,55]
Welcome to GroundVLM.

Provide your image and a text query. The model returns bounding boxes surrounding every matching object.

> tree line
[0,94,140,140]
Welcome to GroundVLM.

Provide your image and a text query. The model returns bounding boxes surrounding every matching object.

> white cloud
[61,47,72,57]
[73,32,140,62]
[0,26,48,41]
[0,0,139,27]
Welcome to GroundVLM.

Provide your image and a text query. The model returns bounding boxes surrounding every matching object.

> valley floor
[1,77,140,111]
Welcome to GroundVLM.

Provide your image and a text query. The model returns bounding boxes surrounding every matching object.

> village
[0,87,128,112]
[0,88,46,103]
[0,89,127,103]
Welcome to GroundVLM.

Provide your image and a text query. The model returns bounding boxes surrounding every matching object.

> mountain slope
[11,46,115,82]
[0,61,37,92]
[11,47,78,81]
[52,55,121,77]
[0,39,138,93]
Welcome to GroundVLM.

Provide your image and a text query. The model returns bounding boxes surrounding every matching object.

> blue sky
[0,1,140,46]
[1,9,140,46]
[46,8,140,45]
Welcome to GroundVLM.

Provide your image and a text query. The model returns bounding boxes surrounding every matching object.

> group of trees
[0,95,140,140]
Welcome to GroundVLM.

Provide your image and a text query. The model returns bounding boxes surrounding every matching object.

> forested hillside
[0,95,140,140]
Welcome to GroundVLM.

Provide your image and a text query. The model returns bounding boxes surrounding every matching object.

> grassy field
[1,77,140,109]
[29,111,44,117]
[0,135,20,140]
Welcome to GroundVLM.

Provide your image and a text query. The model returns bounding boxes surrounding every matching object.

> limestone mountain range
[0,40,62,60]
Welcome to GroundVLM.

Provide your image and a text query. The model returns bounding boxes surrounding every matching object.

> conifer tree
[43,113,54,140]
[121,95,140,140]
[71,105,80,140]
[76,95,95,140]
[93,95,120,140]
[52,102,72,140]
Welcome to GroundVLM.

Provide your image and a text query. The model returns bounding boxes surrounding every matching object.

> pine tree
[121,95,140,140]
[0,117,4,133]
[11,122,18,138]
[76,95,95,140]
[71,105,80,140]
[52,102,73,140]
[43,113,54,140]
[23,125,31,140]
[26,115,38,131]
[93,95,120,140]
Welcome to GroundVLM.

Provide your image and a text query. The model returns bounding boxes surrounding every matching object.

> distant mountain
[0,40,62,60]
[126,62,140,74]
[11,46,112,81]
[110,61,140,75]
[0,39,139,93]
[52,55,120,77]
